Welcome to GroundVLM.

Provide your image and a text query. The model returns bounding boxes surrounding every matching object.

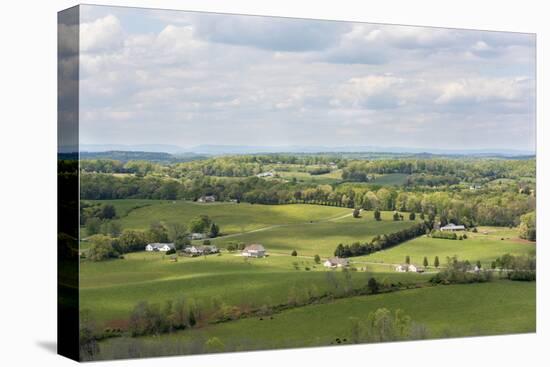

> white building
[197,195,216,203]
[395,264,418,272]
[190,233,205,240]
[145,243,175,252]
[323,257,350,268]
[440,223,466,231]
[256,171,274,178]
[242,244,266,258]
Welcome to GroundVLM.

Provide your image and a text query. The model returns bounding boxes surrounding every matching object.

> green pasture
[80,251,429,325]
[354,227,535,267]
[98,281,535,358]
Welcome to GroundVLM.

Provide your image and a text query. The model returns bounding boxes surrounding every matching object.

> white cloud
[80,14,124,52]
[435,77,530,105]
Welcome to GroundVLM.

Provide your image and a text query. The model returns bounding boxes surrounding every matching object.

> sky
[77,5,536,152]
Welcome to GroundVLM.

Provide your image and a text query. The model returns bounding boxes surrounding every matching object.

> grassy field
[89,201,353,234]
[277,170,342,184]
[97,281,535,358]
[80,251,430,325]
[373,173,409,186]
[355,227,535,267]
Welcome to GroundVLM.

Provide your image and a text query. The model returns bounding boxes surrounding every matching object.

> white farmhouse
[440,223,466,231]
[197,195,216,203]
[395,264,418,272]
[323,257,350,268]
[242,244,266,258]
[145,243,175,252]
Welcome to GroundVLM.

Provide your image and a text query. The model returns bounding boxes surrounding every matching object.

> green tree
[353,208,361,218]
[291,250,298,256]
[166,222,188,248]
[393,212,400,221]
[409,212,416,221]
[423,256,428,267]
[518,212,536,241]
[434,256,440,268]
[86,217,102,236]
[374,208,381,221]
[99,204,116,220]
[209,222,220,238]
[405,255,410,265]
[367,277,379,294]
[189,215,212,234]
[314,254,321,264]
[87,234,117,261]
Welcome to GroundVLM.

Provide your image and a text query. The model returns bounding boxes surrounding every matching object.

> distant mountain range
[79,143,535,157]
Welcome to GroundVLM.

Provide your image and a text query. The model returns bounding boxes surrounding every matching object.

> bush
[431,231,458,240]
[291,250,298,257]
[166,248,176,255]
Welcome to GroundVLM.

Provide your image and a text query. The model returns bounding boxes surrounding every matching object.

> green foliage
[189,215,213,234]
[374,208,381,221]
[314,254,321,264]
[431,230,458,240]
[291,250,298,257]
[518,212,536,241]
[353,208,361,218]
[87,235,119,261]
[434,256,440,268]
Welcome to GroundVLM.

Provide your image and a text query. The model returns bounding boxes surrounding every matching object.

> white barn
[440,223,466,231]
[323,257,350,268]
[395,264,418,272]
[242,244,266,258]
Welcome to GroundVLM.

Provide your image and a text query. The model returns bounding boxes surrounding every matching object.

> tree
[87,234,118,261]
[167,222,188,248]
[405,255,410,265]
[518,212,536,241]
[314,254,321,264]
[99,204,116,220]
[393,212,400,221]
[423,257,428,267]
[374,208,381,221]
[434,256,440,268]
[476,260,482,269]
[367,277,379,294]
[353,208,361,218]
[86,217,102,236]
[409,212,416,221]
[209,223,220,238]
[291,250,298,257]
[189,215,212,234]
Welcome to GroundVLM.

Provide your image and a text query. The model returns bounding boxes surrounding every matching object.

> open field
[372,173,409,186]
[355,227,535,267]
[80,251,429,325]
[97,281,535,358]
[89,201,353,234]
[277,170,342,184]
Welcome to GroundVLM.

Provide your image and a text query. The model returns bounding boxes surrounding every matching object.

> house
[190,233,205,240]
[242,244,266,258]
[183,244,219,256]
[145,243,175,252]
[323,257,350,268]
[440,223,466,231]
[256,171,274,178]
[395,264,418,272]
[197,195,216,203]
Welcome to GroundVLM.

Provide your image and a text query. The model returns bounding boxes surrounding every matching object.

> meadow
[96,281,535,359]
[355,227,535,267]
[80,250,430,325]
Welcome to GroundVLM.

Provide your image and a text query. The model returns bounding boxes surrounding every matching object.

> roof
[326,257,349,265]
[441,223,465,229]
[148,243,175,249]
[243,244,265,252]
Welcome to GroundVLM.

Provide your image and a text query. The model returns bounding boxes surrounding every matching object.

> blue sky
[78,5,536,152]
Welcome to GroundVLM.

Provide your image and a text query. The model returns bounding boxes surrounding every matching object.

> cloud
[435,77,531,105]
[80,14,124,52]
[189,13,348,51]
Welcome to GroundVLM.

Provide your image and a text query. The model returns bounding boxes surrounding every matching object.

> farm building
[395,264,418,272]
[323,257,350,268]
[190,233,205,240]
[145,243,175,252]
[242,244,266,258]
[256,171,274,178]
[183,245,219,256]
[440,223,466,231]
[197,195,216,203]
